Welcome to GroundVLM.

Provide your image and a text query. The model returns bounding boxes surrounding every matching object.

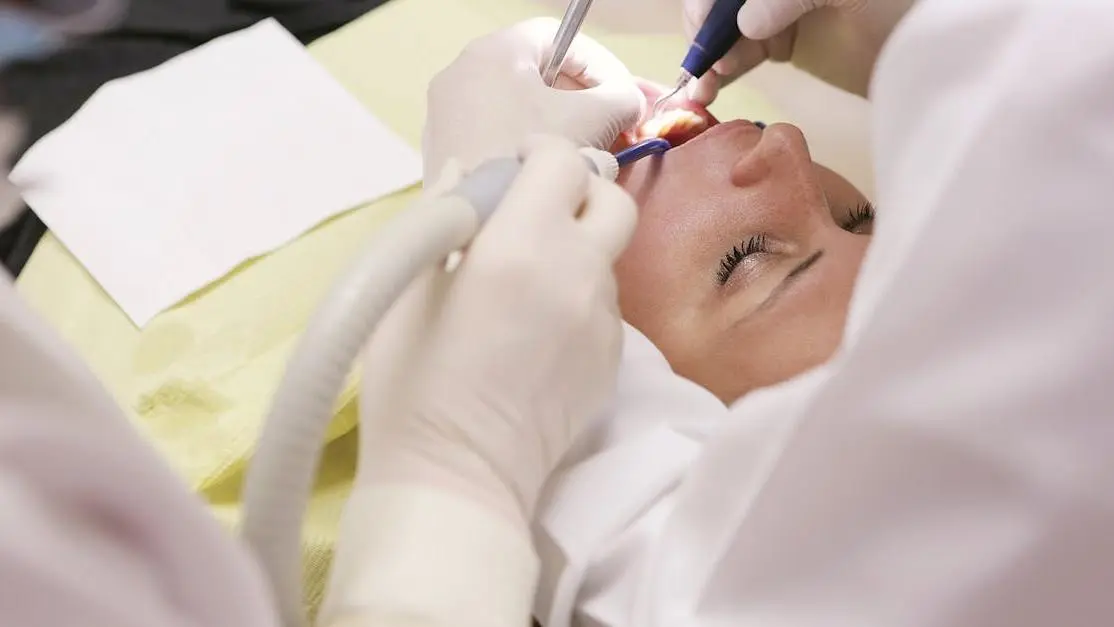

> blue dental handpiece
[653,0,747,115]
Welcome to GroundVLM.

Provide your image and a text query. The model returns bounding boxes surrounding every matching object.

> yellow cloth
[15,0,779,617]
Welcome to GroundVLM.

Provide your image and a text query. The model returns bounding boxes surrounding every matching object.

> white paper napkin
[11,18,423,327]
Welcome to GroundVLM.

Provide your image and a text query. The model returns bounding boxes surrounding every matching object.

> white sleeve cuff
[321,485,539,627]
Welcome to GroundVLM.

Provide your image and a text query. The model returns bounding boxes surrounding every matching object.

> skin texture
[614,88,872,403]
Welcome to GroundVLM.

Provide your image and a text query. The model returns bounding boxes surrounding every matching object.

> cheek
[815,163,869,208]
[675,239,870,403]
[613,212,706,357]
[614,229,669,331]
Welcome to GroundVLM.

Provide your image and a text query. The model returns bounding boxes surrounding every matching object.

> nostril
[755,121,766,129]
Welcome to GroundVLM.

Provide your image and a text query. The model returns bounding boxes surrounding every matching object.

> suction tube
[240,148,617,627]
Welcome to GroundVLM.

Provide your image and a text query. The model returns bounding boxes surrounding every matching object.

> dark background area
[0,0,393,275]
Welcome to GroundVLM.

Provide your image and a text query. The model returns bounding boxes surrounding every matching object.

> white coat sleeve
[0,279,279,626]
[321,485,540,627]
[636,1,1114,625]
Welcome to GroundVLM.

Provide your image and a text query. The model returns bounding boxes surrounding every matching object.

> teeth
[638,109,707,141]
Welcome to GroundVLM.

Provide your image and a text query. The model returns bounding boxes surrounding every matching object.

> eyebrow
[746,249,826,319]
[786,250,824,281]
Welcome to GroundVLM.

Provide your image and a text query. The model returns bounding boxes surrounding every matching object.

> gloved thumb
[569,79,646,149]
[737,0,818,40]
[583,78,646,144]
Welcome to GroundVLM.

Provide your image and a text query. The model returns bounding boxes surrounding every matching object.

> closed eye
[842,202,876,234]
[717,234,770,285]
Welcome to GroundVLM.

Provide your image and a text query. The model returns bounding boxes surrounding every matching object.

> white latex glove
[357,135,637,527]
[683,0,918,103]
[422,17,645,182]
[328,141,634,626]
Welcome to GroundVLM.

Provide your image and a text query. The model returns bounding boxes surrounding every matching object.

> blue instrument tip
[614,137,672,168]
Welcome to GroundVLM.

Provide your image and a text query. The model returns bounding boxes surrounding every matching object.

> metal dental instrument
[653,0,747,116]
[541,0,593,87]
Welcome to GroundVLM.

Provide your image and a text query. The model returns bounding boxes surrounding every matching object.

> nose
[729,123,813,188]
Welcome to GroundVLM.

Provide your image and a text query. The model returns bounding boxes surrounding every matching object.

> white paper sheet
[11,18,423,327]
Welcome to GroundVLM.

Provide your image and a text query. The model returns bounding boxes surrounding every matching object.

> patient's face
[615,103,873,403]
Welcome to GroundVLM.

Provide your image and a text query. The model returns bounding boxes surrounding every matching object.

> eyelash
[715,203,876,286]
[716,234,770,285]
[843,202,876,232]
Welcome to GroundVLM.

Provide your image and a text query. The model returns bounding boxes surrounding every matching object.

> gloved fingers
[554,80,646,148]
[492,134,590,226]
[681,0,713,39]
[546,28,646,142]
[555,28,635,90]
[681,0,731,107]
[363,265,453,363]
[688,71,721,107]
[681,0,793,106]
[359,265,454,431]
[422,158,466,198]
[690,34,794,107]
[576,175,638,261]
[477,17,561,67]
[738,0,820,40]
[550,72,585,91]
[715,34,784,77]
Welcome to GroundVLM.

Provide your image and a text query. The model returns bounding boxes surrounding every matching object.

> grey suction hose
[240,148,618,627]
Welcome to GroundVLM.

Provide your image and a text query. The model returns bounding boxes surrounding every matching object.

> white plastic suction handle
[240,146,618,627]
[449,148,618,223]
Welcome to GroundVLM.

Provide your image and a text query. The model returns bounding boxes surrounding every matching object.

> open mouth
[610,81,720,153]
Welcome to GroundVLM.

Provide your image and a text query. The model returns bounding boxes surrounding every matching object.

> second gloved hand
[422,18,645,182]
[683,0,918,103]
[357,135,638,527]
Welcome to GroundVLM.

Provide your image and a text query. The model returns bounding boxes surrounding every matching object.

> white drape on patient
[534,1,1114,625]
[533,323,727,626]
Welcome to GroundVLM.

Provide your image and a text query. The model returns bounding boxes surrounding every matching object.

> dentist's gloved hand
[323,136,635,627]
[683,0,917,103]
[359,135,636,526]
[422,17,645,182]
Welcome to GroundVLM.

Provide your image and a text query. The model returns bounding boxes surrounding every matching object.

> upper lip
[676,119,759,153]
